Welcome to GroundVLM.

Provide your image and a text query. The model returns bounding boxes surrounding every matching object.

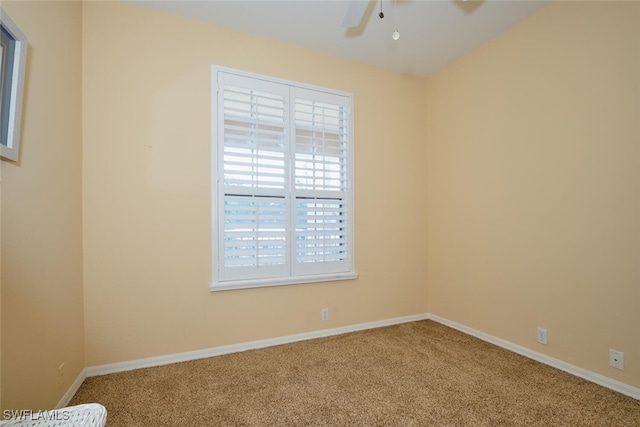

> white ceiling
[128,0,550,77]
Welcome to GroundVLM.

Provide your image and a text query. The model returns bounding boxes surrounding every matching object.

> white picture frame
[1,7,28,162]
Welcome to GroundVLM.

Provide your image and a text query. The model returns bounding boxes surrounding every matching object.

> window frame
[210,65,357,291]
[0,8,27,162]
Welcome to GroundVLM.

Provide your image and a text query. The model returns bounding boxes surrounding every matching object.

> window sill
[210,272,358,292]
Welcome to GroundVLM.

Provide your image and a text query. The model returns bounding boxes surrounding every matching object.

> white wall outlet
[609,349,624,370]
[536,327,548,345]
[321,308,329,321]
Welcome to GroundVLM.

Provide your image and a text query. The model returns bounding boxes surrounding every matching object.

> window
[211,67,357,291]
[0,8,27,162]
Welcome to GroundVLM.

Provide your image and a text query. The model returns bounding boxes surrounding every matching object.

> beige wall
[1,1,85,411]
[426,1,640,388]
[3,0,637,409]
[82,1,428,367]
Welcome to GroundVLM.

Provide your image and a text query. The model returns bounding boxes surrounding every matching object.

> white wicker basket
[0,404,107,427]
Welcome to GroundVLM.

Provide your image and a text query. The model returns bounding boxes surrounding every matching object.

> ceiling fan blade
[342,1,369,28]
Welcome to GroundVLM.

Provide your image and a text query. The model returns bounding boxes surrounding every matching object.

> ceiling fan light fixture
[392,0,400,41]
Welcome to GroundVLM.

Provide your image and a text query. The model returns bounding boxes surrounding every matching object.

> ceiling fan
[342,0,400,40]
[341,0,371,28]
[341,0,475,32]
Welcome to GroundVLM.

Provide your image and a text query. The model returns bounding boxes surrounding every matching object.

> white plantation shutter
[218,73,289,281]
[292,88,351,275]
[213,68,355,289]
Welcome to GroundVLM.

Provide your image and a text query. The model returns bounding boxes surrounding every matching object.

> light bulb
[392,30,400,41]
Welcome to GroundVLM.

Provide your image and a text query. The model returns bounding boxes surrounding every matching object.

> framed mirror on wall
[1,8,27,162]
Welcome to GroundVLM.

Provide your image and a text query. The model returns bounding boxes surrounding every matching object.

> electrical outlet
[609,349,624,370]
[321,308,329,321]
[536,327,548,345]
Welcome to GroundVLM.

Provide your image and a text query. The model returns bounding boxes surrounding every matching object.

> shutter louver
[223,195,287,267]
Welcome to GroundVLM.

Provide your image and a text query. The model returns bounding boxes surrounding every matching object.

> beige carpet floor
[70,320,640,426]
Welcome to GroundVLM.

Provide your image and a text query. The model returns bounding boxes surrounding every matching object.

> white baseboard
[82,312,638,402]
[426,313,640,401]
[56,368,87,409]
[86,313,430,377]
